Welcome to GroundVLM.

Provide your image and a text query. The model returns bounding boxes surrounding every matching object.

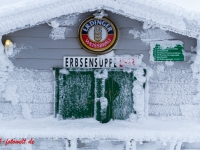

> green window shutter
[54,68,60,118]
[55,69,94,119]
[95,78,103,122]
[55,68,136,123]
[95,69,135,123]
[109,70,134,120]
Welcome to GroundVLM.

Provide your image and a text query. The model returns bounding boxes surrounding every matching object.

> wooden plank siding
[2,11,197,70]
[5,25,196,44]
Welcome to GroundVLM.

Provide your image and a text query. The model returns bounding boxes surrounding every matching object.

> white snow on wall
[56,14,80,26]
[180,104,200,118]
[129,28,174,45]
[2,84,19,105]
[47,17,76,40]
[49,27,67,40]
[148,66,198,118]
[132,68,146,121]
[189,38,200,122]
[0,68,54,120]
[8,42,34,59]
[165,61,174,66]
[21,103,32,119]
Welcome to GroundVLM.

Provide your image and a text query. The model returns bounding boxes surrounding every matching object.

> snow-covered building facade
[0,0,200,149]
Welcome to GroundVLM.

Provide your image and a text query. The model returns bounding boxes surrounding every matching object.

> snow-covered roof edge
[0,0,200,38]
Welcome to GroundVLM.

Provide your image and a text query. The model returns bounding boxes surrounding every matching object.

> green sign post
[153,44,184,61]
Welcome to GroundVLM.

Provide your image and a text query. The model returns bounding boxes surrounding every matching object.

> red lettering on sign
[82,34,114,49]
[119,58,135,67]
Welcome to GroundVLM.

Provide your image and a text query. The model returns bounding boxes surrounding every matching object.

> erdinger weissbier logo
[78,17,118,54]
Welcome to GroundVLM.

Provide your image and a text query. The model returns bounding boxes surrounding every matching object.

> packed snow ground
[0,116,200,142]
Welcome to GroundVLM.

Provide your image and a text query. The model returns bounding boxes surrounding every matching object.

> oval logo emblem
[78,17,118,54]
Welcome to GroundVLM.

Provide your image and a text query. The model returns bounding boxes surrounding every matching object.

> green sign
[153,44,184,61]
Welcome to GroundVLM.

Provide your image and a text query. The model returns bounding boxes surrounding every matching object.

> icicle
[66,139,77,150]
[21,103,32,119]
[175,142,182,150]
[168,142,176,150]
[131,141,137,150]
[144,67,153,117]
[126,140,132,150]
[133,68,146,121]
[66,139,70,150]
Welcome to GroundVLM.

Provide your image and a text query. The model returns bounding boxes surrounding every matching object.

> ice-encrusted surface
[0,69,54,120]
[129,28,174,45]
[148,66,198,117]
[58,71,94,119]
[109,71,134,120]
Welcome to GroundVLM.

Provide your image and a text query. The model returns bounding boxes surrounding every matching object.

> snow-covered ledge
[0,116,200,143]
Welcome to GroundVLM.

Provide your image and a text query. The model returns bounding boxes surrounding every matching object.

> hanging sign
[63,56,143,68]
[150,41,184,61]
[78,16,118,54]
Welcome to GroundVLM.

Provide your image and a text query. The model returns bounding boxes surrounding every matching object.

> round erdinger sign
[78,17,118,54]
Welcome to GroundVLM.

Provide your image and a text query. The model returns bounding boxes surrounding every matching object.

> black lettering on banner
[75,58,78,67]
[80,58,83,67]
[85,58,88,67]
[65,58,68,67]
[105,58,108,67]
[89,58,93,67]
[114,58,117,68]
[109,58,112,67]
[95,58,98,67]
[70,58,73,67]
[99,59,103,67]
